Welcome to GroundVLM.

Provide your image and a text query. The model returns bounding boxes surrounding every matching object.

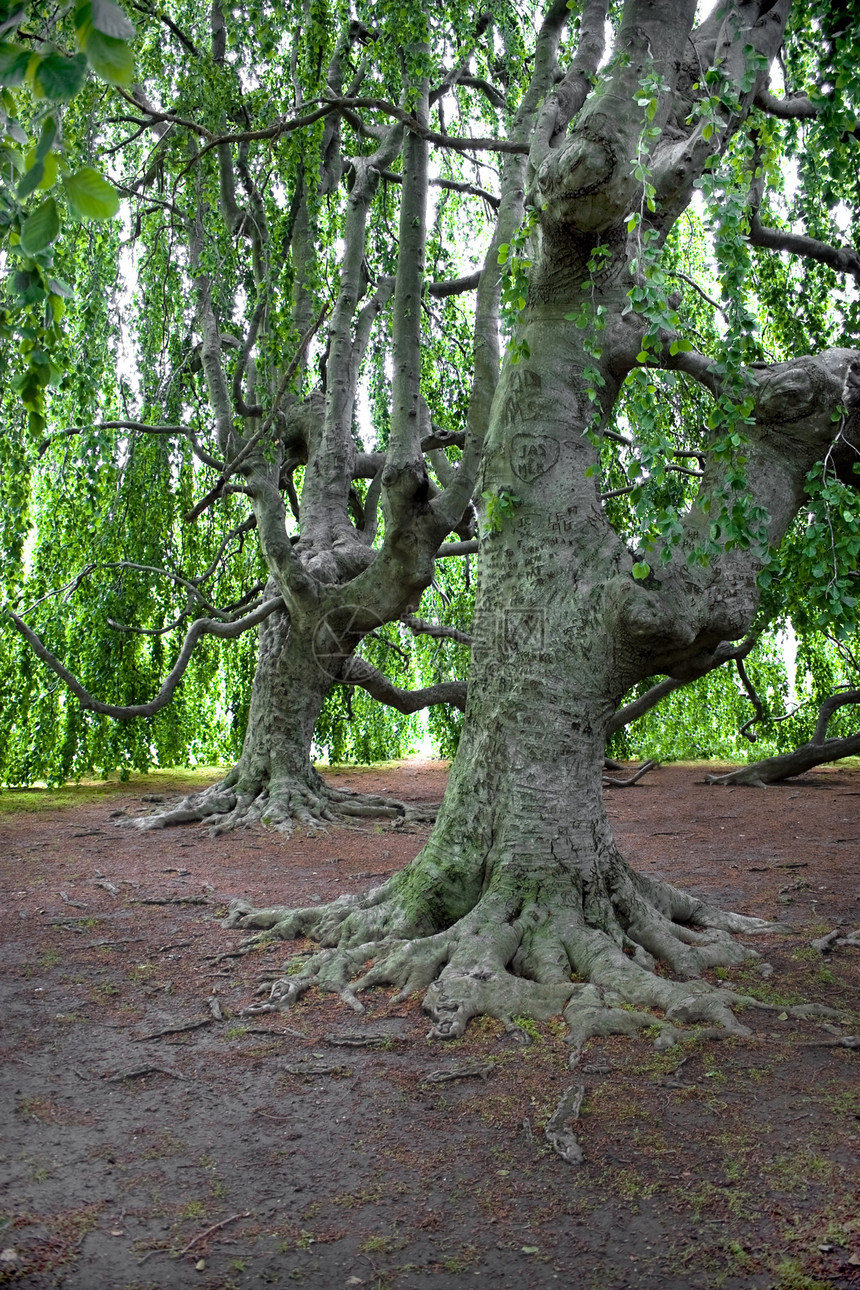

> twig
[244,1025,305,1037]
[104,1065,187,1082]
[93,878,120,896]
[282,1063,351,1076]
[175,1212,252,1258]
[134,895,208,905]
[132,1017,215,1042]
[324,1032,396,1048]
[60,891,88,909]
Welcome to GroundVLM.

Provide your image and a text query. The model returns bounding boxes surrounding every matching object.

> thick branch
[386,83,430,475]
[607,638,758,737]
[748,213,860,286]
[340,656,467,713]
[529,0,607,172]
[185,303,328,525]
[753,88,819,120]
[402,615,473,647]
[426,271,482,298]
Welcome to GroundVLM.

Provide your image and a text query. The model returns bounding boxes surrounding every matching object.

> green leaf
[84,28,134,85]
[0,39,31,86]
[34,115,58,163]
[90,0,135,39]
[33,52,87,100]
[635,350,650,364]
[24,145,58,190]
[47,275,74,298]
[63,165,120,219]
[19,195,60,253]
[3,114,26,143]
[0,142,23,171]
[16,158,45,198]
[631,561,651,580]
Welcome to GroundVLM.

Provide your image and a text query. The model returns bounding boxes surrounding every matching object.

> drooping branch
[126,0,200,56]
[606,637,758,737]
[380,169,500,208]
[748,215,860,285]
[812,689,860,744]
[39,421,225,471]
[118,86,339,153]
[324,96,528,154]
[6,597,284,720]
[706,730,860,787]
[735,658,766,742]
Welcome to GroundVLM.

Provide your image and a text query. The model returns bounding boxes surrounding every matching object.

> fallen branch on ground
[421,1062,494,1084]
[132,1017,215,1042]
[134,895,208,905]
[174,1212,252,1258]
[103,1065,187,1082]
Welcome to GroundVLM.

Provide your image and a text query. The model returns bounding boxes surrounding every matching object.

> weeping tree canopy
[1,0,499,797]
[1,0,860,1066]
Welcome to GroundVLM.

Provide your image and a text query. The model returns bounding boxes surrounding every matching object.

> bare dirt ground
[1,758,859,1290]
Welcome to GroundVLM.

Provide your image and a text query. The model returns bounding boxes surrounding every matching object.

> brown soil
[1,759,859,1290]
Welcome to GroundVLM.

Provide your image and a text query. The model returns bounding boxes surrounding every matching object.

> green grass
[0,766,226,814]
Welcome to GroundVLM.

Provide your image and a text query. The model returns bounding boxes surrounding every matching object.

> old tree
[3,0,860,1045]
[226,0,860,1046]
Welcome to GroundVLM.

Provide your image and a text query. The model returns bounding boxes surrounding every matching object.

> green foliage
[497,211,535,363]
[480,488,520,534]
[1,0,858,788]
[0,1,133,429]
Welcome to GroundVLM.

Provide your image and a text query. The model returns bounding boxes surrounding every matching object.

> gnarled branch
[6,597,284,720]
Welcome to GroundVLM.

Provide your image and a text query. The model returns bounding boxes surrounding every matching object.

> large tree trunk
[222,1,853,1054]
[134,591,423,834]
[224,333,801,1048]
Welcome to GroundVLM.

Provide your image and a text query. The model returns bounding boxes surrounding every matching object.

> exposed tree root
[603,759,658,788]
[123,769,437,836]
[545,1084,585,1164]
[222,855,839,1051]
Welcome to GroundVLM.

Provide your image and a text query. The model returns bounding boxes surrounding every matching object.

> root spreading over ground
[223,855,839,1057]
[126,770,438,836]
